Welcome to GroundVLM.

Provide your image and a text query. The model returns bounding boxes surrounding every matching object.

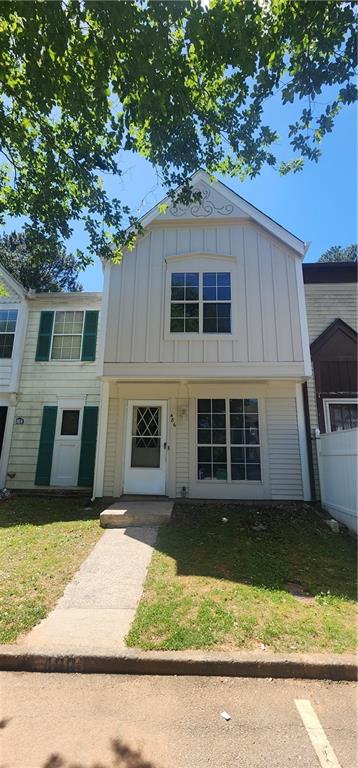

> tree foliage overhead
[319,244,357,263]
[0,232,82,291]
[0,0,356,261]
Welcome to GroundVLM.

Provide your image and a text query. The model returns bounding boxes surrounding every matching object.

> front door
[124,401,167,495]
[51,407,83,486]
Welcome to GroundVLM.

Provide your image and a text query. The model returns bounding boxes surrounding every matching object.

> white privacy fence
[316,428,358,534]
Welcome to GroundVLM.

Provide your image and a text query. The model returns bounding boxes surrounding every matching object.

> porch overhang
[102,361,310,382]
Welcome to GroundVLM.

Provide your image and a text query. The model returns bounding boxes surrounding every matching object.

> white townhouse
[4,287,101,491]
[93,170,312,501]
[1,171,314,501]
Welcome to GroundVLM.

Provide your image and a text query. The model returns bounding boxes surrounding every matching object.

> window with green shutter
[35,309,99,362]
[35,406,57,485]
[35,312,54,361]
[78,406,99,486]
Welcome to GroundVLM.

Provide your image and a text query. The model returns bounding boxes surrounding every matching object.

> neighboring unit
[5,289,101,490]
[303,262,358,530]
[94,170,312,501]
[0,266,28,487]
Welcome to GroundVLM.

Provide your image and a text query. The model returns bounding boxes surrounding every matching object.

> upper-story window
[51,311,84,360]
[0,309,18,358]
[170,272,231,334]
[170,273,199,332]
[36,309,99,362]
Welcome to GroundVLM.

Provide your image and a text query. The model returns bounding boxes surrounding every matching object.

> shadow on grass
[43,739,161,768]
[0,496,109,527]
[125,501,357,601]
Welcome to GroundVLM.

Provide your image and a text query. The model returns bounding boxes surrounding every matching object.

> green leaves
[0,231,84,291]
[318,244,357,263]
[0,0,356,259]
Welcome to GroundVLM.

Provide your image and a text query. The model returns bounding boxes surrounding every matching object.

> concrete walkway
[22,527,158,651]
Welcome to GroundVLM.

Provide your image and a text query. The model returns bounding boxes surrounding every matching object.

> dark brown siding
[310,319,357,432]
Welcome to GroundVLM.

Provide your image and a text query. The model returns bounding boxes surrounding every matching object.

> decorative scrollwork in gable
[169,184,234,218]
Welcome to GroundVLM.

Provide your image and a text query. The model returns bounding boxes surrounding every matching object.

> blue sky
[3,96,356,292]
[79,102,357,292]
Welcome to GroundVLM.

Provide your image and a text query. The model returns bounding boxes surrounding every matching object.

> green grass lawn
[127,503,357,654]
[0,495,103,643]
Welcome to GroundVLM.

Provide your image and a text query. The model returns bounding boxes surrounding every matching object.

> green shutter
[78,406,98,486]
[81,311,99,361]
[35,406,57,485]
[35,311,54,361]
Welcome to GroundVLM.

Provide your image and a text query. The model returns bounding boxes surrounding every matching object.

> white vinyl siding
[266,398,303,500]
[103,396,121,497]
[6,300,101,489]
[175,398,190,497]
[305,283,358,343]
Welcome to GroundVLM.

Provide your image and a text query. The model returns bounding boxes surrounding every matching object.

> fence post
[314,428,325,508]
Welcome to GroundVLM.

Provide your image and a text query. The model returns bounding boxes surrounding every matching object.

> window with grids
[170,273,199,332]
[170,271,231,334]
[0,310,17,358]
[197,398,261,481]
[203,272,231,333]
[51,311,84,360]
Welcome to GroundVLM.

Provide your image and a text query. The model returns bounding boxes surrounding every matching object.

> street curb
[0,646,356,681]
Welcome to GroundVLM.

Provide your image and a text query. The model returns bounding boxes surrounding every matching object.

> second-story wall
[104,222,307,376]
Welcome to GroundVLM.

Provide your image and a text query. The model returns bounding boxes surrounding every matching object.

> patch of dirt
[286,581,315,604]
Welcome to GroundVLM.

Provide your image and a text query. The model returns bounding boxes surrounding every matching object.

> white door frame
[123,400,168,495]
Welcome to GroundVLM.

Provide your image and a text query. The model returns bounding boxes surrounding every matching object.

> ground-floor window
[323,399,358,433]
[197,398,261,481]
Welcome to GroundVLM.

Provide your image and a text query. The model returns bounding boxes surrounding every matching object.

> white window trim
[196,397,262,483]
[0,305,19,363]
[50,310,85,362]
[164,263,236,341]
[323,398,358,433]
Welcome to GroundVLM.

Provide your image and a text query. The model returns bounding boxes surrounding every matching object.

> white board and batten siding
[7,294,101,489]
[104,222,307,378]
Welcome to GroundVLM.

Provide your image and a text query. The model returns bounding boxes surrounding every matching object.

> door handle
[164,442,169,450]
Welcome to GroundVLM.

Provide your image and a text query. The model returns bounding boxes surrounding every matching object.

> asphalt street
[0,672,356,768]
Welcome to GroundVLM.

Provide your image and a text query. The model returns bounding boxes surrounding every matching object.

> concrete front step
[100,500,174,528]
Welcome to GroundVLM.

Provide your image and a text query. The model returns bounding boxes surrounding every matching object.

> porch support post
[296,382,311,501]
[92,380,110,499]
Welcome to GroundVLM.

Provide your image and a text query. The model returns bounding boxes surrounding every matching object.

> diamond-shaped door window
[131,407,162,468]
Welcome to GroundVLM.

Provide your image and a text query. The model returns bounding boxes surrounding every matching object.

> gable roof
[0,264,26,298]
[139,169,308,258]
[311,318,357,356]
